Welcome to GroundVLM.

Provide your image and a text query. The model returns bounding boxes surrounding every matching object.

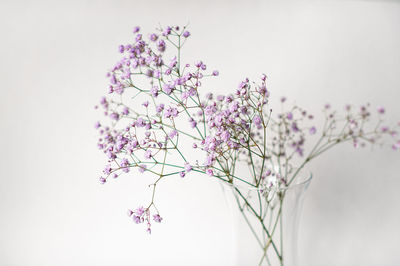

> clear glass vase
[221,171,312,266]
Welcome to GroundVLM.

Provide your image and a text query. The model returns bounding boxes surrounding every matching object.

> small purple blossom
[156,104,165,113]
[133,26,140,33]
[138,164,147,173]
[206,169,214,176]
[168,130,178,139]
[144,149,152,159]
[135,206,145,216]
[120,158,129,167]
[184,163,192,173]
[153,214,163,223]
[122,107,129,115]
[149,33,158,41]
[109,112,120,121]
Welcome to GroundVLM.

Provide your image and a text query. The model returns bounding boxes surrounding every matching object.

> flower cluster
[95,25,400,233]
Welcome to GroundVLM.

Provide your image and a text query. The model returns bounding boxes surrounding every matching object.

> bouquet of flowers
[95,25,399,265]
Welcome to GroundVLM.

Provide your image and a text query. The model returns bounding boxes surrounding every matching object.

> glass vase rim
[222,168,313,192]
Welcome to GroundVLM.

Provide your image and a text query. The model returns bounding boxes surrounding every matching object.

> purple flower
[164,106,178,118]
[261,74,267,81]
[149,33,158,41]
[179,171,186,178]
[150,86,159,97]
[153,214,163,223]
[182,31,190,38]
[133,216,142,224]
[206,169,214,176]
[94,121,101,129]
[120,158,129,167]
[291,122,299,132]
[377,106,385,114]
[221,130,231,142]
[122,107,129,115]
[287,112,293,120]
[162,83,174,95]
[144,149,152,159]
[103,164,112,175]
[190,120,197,128]
[109,112,120,121]
[133,26,140,33]
[156,104,165,113]
[162,26,172,36]
[253,115,262,126]
[309,126,317,135]
[168,130,178,139]
[110,75,117,85]
[135,206,145,216]
[212,70,219,76]
[106,150,116,160]
[157,40,166,52]
[184,163,192,173]
[138,164,147,173]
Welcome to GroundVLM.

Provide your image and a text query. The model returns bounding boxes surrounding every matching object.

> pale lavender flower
[120,158,129,167]
[135,206,145,216]
[156,104,165,113]
[122,107,129,115]
[133,26,140,33]
[138,164,147,173]
[168,130,178,139]
[109,112,120,121]
[153,214,163,223]
[144,149,152,159]
[149,33,158,41]
[184,163,192,173]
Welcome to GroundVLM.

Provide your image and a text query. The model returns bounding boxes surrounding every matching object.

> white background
[0,0,399,265]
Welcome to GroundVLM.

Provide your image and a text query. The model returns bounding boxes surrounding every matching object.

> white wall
[0,0,399,265]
